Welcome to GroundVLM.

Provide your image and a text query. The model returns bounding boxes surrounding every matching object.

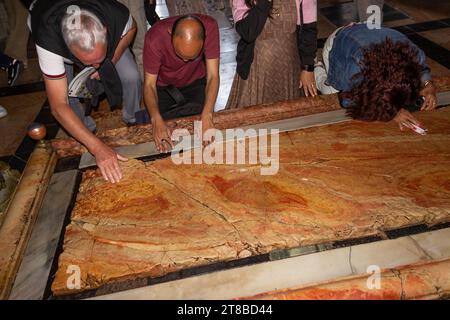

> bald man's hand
[152,116,174,153]
[201,113,216,147]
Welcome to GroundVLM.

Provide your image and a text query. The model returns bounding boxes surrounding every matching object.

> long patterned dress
[226,0,303,109]
[165,0,208,16]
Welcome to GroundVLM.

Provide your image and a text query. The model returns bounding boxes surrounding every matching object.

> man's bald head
[171,15,206,61]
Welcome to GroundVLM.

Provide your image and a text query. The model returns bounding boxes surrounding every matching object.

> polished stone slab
[52,108,450,297]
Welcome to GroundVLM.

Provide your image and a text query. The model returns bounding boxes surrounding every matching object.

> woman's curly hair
[342,38,423,122]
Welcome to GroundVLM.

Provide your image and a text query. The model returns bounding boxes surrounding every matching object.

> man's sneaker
[125,120,137,127]
[0,105,8,119]
[7,60,22,87]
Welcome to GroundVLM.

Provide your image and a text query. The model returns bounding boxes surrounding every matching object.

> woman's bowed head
[343,39,437,130]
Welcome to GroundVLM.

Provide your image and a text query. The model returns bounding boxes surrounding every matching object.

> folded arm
[233,0,272,43]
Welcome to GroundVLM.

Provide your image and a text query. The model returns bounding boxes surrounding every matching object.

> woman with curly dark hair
[315,23,437,131]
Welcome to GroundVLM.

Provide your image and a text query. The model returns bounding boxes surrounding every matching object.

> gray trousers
[66,48,142,131]
[354,0,384,22]
[117,0,147,80]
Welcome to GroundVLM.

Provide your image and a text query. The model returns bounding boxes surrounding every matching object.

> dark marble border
[54,156,81,174]
[0,82,45,98]
[52,253,272,300]
[399,32,450,70]
[332,235,384,248]
[393,18,450,33]
[0,155,11,164]
[385,222,450,239]
[7,155,28,173]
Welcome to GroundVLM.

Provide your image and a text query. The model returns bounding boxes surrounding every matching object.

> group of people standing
[24,0,437,183]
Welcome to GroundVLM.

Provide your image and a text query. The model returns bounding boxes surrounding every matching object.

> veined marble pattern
[52,108,450,296]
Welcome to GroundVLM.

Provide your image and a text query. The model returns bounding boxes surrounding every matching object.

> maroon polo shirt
[144,14,220,87]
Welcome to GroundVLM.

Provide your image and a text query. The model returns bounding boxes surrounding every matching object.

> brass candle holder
[27,123,47,148]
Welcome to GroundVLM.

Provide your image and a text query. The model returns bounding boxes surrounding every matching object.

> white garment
[314,26,342,95]
[0,105,8,119]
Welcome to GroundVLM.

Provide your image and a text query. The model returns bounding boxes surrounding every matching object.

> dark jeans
[157,77,206,119]
[144,0,160,26]
[0,52,14,70]
[136,77,206,124]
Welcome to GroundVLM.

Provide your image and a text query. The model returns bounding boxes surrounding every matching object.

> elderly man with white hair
[29,0,142,184]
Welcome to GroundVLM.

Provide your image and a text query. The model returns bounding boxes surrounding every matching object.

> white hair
[61,8,107,53]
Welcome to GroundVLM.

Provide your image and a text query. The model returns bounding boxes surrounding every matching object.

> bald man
[143,14,220,152]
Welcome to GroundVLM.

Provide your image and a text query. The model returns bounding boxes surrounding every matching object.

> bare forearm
[112,23,137,64]
[144,84,162,121]
[44,76,124,183]
[51,101,103,153]
[202,76,219,117]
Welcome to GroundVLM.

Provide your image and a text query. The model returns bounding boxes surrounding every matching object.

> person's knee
[120,68,141,89]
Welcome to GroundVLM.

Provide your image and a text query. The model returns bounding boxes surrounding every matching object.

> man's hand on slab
[92,142,128,183]
[201,113,216,147]
[152,116,174,153]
